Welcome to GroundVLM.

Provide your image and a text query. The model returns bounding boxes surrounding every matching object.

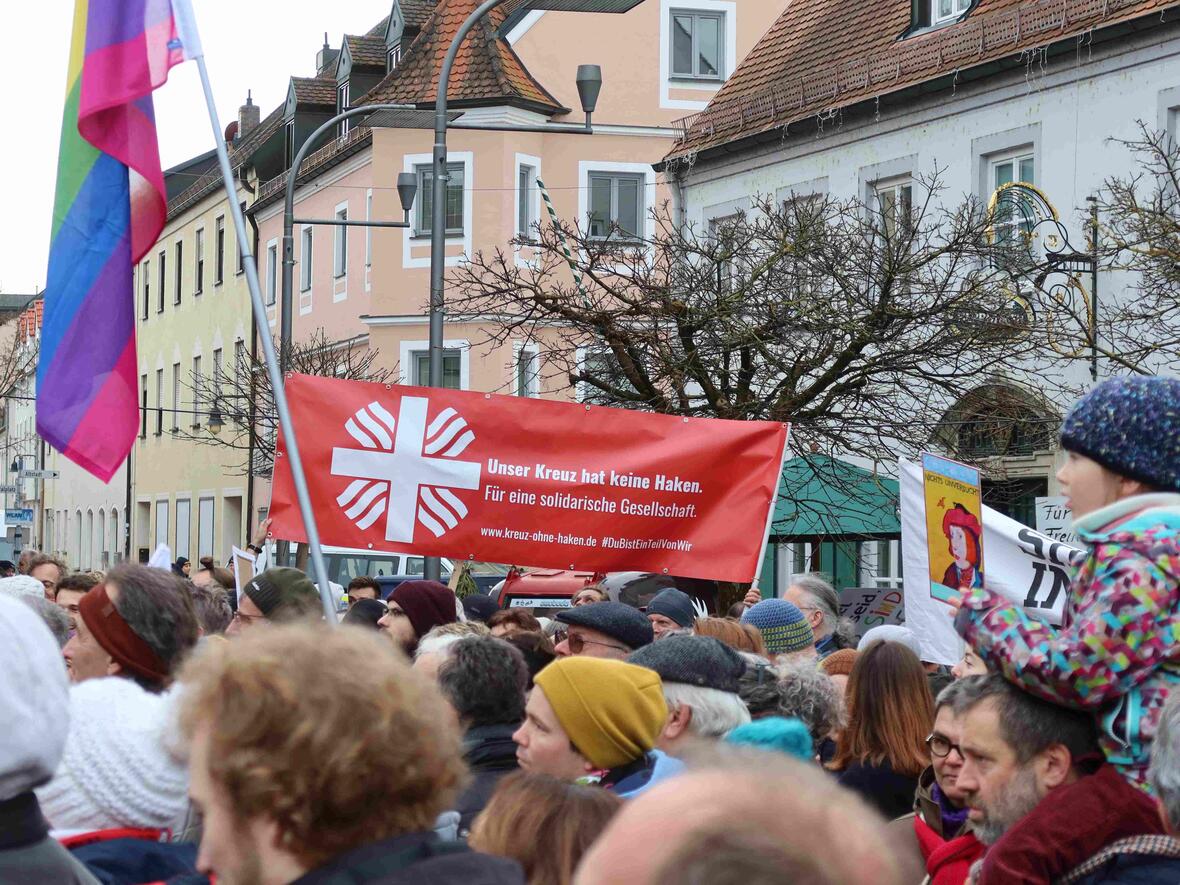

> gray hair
[789,574,856,650]
[775,659,846,742]
[663,682,751,738]
[1150,692,1180,831]
[947,674,1096,765]
[107,564,199,689]
[20,596,70,648]
[189,583,232,635]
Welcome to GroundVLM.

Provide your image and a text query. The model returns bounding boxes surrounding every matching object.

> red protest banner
[269,374,789,582]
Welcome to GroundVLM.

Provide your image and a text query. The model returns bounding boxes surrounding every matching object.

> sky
[0,0,394,296]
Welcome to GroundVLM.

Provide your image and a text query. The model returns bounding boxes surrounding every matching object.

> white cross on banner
[330,396,482,543]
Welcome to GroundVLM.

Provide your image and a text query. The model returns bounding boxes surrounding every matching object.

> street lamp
[280,104,425,373]
[424,0,641,582]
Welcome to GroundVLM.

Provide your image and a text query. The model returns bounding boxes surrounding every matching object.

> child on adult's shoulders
[949,376,1180,792]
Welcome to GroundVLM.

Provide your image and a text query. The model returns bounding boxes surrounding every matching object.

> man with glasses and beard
[950,675,1165,884]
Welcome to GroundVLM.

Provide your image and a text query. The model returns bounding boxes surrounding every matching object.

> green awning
[770,455,900,541]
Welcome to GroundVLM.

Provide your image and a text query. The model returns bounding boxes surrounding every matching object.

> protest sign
[230,546,255,602]
[922,453,985,603]
[837,585,904,640]
[900,459,1084,664]
[269,375,789,582]
[1036,495,1080,545]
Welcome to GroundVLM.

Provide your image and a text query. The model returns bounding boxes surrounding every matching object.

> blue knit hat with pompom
[1060,376,1180,492]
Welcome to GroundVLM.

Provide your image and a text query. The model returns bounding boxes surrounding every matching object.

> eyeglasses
[566,633,628,655]
[232,610,266,626]
[926,733,964,759]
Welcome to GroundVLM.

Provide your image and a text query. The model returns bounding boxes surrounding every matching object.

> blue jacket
[614,750,686,799]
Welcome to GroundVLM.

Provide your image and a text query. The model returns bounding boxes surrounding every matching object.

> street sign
[18,469,59,480]
[4,509,33,525]
[0,484,18,494]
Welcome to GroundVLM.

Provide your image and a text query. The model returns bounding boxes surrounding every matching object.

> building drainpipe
[668,163,688,235]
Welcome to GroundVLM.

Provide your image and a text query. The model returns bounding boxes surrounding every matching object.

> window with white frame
[214,215,225,285]
[171,362,181,431]
[517,164,537,239]
[989,152,1035,247]
[236,202,246,274]
[337,82,351,136]
[873,177,913,241]
[142,260,150,320]
[195,228,205,294]
[192,355,203,427]
[155,369,164,435]
[157,250,166,313]
[415,163,465,237]
[932,0,970,24]
[588,172,644,240]
[284,118,295,169]
[266,242,278,305]
[670,10,725,80]
[410,349,462,389]
[708,214,741,291]
[140,374,148,437]
[515,344,540,397]
[334,205,348,276]
[174,240,183,304]
[300,226,313,291]
[365,189,373,268]
[387,44,401,71]
[578,346,633,403]
[212,348,223,410]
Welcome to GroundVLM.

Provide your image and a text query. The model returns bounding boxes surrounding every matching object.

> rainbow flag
[37,0,200,481]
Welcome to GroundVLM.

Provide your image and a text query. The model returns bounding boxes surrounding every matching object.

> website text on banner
[268,375,790,582]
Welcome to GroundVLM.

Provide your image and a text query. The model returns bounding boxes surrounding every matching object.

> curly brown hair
[176,624,468,868]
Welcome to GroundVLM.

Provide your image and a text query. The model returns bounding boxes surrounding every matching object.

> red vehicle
[492,568,719,617]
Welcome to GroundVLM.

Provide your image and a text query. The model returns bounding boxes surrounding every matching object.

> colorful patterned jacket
[955,493,1180,791]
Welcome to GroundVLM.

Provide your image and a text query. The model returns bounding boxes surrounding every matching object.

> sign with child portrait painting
[922,452,985,603]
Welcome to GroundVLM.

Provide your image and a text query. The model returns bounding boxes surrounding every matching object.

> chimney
[238,90,260,140]
[316,33,339,75]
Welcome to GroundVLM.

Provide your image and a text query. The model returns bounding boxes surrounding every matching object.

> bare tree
[1086,122,1180,374]
[448,172,1066,524]
[184,328,394,477]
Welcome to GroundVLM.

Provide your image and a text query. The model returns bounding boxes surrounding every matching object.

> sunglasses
[565,632,628,655]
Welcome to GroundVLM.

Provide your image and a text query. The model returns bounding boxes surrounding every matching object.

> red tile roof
[667,0,1178,160]
[401,0,435,30]
[363,0,563,112]
[345,34,388,68]
[291,75,338,106]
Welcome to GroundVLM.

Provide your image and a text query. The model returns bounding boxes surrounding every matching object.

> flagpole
[186,52,338,623]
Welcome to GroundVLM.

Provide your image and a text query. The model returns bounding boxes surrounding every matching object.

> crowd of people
[2,377,1179,885]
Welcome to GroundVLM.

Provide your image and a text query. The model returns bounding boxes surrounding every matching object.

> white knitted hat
[0,595,70,800]
[0,574,48,601]
[36,677,189,833]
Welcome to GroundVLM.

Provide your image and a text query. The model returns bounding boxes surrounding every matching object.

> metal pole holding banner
[176,6,336,620]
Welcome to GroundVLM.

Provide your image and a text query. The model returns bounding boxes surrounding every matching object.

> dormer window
[337,82,351,136]
[387,44,401,72]
[932,0,970,25]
